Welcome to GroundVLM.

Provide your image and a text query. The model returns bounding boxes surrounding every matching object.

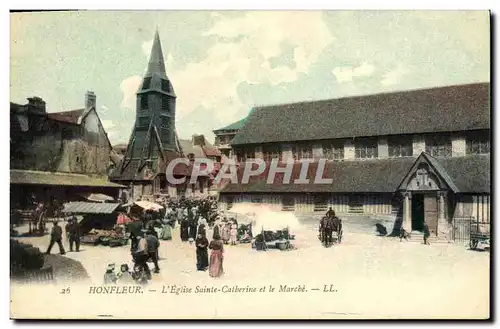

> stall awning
[78,193,116,202]
[62,202,120,214]
[134,201,164,211]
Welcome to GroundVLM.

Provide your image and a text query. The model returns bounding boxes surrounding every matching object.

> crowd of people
[123,197,249,283]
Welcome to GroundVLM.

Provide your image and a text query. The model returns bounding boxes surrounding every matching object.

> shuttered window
[142,77,152,90]
[388,136,413,157]
[466,131,490,155]
[323,141,344,160]
[355,138,378,159]
[425,134,452,157]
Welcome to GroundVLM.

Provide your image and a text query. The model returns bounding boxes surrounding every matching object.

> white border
[2,1,497,328]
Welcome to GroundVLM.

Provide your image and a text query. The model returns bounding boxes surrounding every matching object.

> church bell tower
[111,29,181,183]
[135,29,177,151]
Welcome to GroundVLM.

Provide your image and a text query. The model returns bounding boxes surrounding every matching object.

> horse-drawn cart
[469,220,490,251]
[319,216,343,247]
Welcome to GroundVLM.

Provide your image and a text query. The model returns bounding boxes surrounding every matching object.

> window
[251,196,262,203]
[348,195,364,214]
[161,95,171,112]
[425,134,452,157]
[161,79,171,93]
[355,138,378,159]
[160,115,171,129]
[138,116,150,127]
[388,136,413,157]
[227,197,234,210]
[295,144,313,160]
[466,132,490,155]
[141,95,148,110]
[314,195,328,212]
[262,145,281,162]
[237,149,255,162]
[323,141,344,160]
[142,77,152,90]
[282,196,295,211]
[220,135,231,145]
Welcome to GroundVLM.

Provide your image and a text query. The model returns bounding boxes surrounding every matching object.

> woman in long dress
[180,218,189,242]
[229,222,238,246]
[159,218,173,240]
[212,219,221,239]
[195,233,209,271]
[221,222,230,245]
[209,234,224,278]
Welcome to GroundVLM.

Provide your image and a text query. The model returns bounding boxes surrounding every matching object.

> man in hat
[46,221,65,255]
[65,215,81,252]
[145,229,160,273]
[133,231,151,278]
[326,207,335,219]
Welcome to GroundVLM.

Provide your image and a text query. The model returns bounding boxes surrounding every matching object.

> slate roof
[219,154,490,194]
[62,202,120,214]
[10,169,124,188]
[231,83,490,145]
[46,109,85,124]
[213,108,257,133]
[438,155,490,193]
[213,117,247,132]
[110,149,182,181]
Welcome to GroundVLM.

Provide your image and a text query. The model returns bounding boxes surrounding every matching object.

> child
[103,263,117,285]
[229,221,238,246]
[116,264,134,284]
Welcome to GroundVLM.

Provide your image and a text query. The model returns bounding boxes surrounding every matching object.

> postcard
[9,10,490,320]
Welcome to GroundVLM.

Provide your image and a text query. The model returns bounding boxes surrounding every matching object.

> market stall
[61,202,133,247]
[251,212,297,251]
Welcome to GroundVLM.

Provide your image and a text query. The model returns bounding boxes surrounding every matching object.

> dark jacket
[51,225,63,240]
[66,222,81,238]
[145,234,160,253]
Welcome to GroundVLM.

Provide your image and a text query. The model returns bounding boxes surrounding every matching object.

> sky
[10,10,490,146]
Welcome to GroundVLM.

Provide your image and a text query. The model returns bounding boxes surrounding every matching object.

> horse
[319,216,334,247]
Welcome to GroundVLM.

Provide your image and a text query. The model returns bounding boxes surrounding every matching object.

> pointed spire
[145,29,168,80]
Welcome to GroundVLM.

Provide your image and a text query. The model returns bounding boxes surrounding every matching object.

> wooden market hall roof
[219,154,490,194]
[230,83,490,146]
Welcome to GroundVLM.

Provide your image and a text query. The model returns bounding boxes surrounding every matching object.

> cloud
[118,12,334,136]
[98,105,109,116]
[120,76,142,109]
[167,12,334,123]
[381,64,411,86]
[142,39,153,57]
[101,119,115,130]
[332,62,376,84]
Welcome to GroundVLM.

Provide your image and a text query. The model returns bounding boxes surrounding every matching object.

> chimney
[85,91,96,111]
[192,134,206,147]
[26,97,46,113]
